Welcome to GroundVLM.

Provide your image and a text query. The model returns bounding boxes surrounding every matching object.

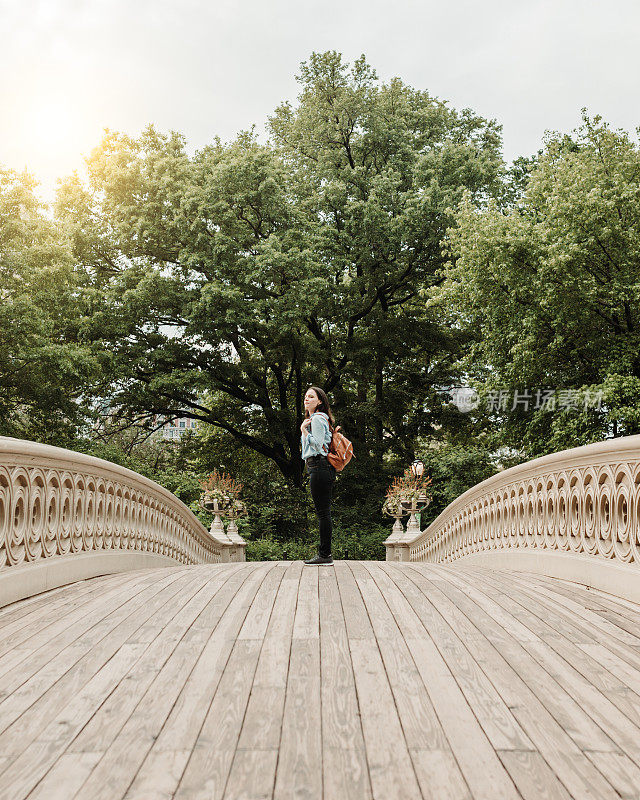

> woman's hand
[300,418,312,434]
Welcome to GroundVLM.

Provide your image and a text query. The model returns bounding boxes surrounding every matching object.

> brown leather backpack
[326,423,355,471]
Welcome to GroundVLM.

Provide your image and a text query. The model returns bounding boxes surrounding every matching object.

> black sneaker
[304,554,334,565]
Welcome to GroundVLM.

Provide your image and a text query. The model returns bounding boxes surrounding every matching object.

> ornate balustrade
[0,436,245,606]
[386,434,640,602]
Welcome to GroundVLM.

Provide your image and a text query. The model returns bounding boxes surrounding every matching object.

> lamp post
[383,460,431,560]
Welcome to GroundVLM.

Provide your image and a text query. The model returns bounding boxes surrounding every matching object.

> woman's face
[304,389,321,415]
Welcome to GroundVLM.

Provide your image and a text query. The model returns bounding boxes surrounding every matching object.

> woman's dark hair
[305,386,336,428]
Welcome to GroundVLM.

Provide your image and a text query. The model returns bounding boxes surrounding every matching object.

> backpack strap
[324,418,336,455]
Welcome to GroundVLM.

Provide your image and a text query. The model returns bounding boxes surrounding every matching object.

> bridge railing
[386,434,640,602]
[0,436,245,606]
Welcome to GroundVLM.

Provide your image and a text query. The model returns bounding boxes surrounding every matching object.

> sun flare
[23,96,80,156]
[15,92,102,202]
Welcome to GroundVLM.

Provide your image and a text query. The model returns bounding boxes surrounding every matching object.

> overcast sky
[2,0,638,202]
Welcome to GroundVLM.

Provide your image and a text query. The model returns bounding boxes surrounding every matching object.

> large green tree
[268,53,503,462]
[57,52,503,486]
[0,168,98,444]
[436,113,640,455]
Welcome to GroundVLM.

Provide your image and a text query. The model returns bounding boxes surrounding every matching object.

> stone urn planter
[199,471,247,544]
[383,469,433,558]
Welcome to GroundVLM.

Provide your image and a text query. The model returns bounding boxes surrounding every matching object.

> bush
[330,523,388,560]
[245,521,388,562]
[245,537,315,561]
[245,538,286,561]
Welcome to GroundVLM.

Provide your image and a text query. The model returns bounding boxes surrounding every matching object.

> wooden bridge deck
[1,561,640,800]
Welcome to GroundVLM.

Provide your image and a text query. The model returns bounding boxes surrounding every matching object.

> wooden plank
[236,563,288,641]
[474,568,640,730]
[370,563,532,753]
[251,561,302,690]
[597,609,640,641]
[292,563,319,639]
[0,568,170,685]
[0,569,145,625]
[348,562,401,639]
[129,563,287,800]
[453,568,640,765]
[271,650,322,800]
[497,570,640,647]
[409,749,472,800]
[428,566,542,644]
[584,750,640,800]
[124,563,272,763]
[420,566,620,753]
[219,748,278,800]
[503,569,640,651]
[67,565,261,755]
[15,569,240,760]
[7,559,640,800]
[502,571,640,672]
[334,561,375,640]
[0,568,172,634]
[323,747,371,800]
[525,573,640,640]
[525,639,640,764]
[344,635,423,800]
[111,641,263,800]
[0,580,79,620]
[0,568,198,748]
[519,572,640,623]
[142,563,283,798]
[358,562,476,797]
[497,750,573,800]
[335,561,423,798]
[474,568,625,655]
[580,642,640,696]
[493,569,640,640]
[272,592,322,800]
[236,562,302,749]
[400,632,521,800]
[574,626,640,676]
[392,564,621,800]
[124,749,192,800]
[354,563,451,752]
[319,565,372,800]
[319,567,359,689]
[0,566,247,800]
[72,563,276,800]
[26,752,103,800]
[0,571,137,647]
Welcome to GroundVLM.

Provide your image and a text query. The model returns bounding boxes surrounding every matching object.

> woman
[300,386,337,565]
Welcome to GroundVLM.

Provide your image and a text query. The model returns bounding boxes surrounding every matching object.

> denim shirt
[301,411,332,460]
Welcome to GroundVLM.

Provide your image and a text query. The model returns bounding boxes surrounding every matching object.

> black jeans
[306,457,336,558]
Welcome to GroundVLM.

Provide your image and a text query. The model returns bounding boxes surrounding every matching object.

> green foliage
[435,112,640,456]
[53,51,504,492]
[416,442,501,525]
[244,538,288,562]
[244,523,387,561]
[329,522,388,560]
[0,169,100,444]
[7,57,640,562]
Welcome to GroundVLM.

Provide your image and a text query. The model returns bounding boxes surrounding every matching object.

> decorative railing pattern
[0,437,245,573]
[386,435,640,569]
